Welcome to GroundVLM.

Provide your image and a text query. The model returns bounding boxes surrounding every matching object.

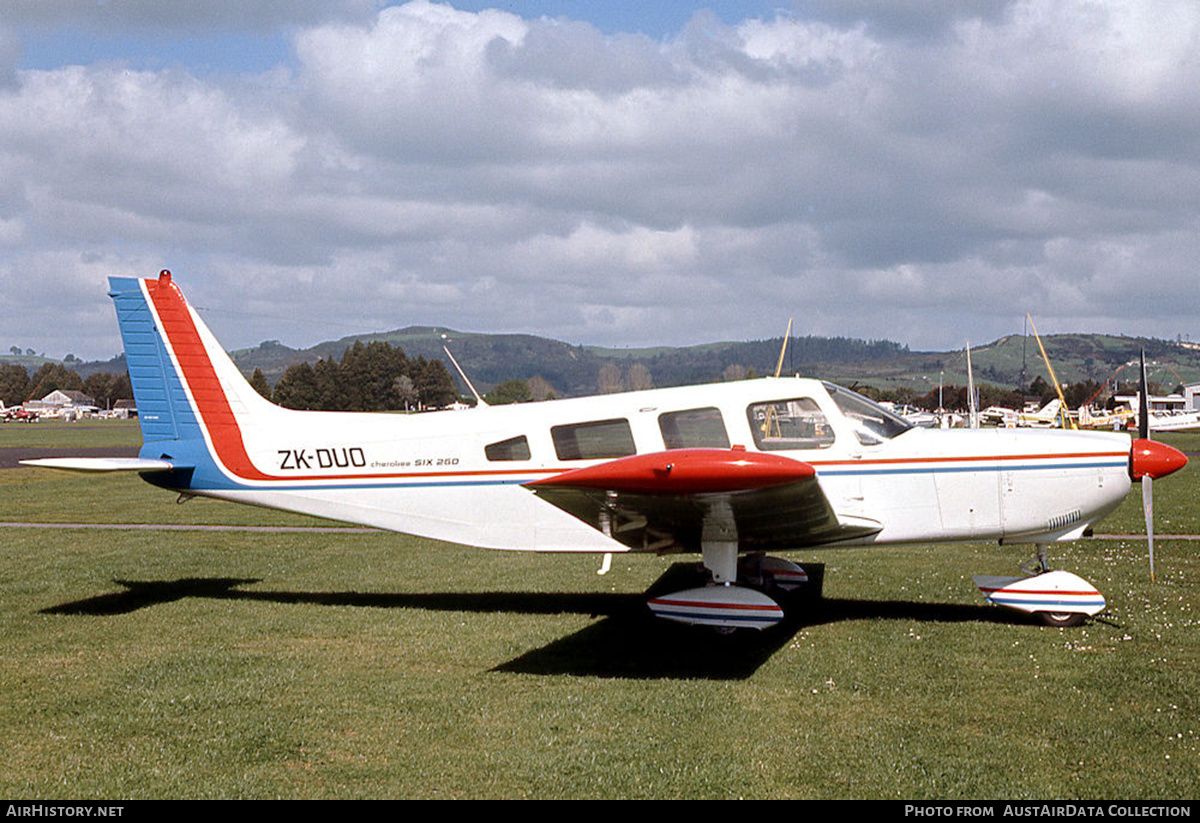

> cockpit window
[747,398,835,450]
[823,383,913,446]
[659,407,730,450]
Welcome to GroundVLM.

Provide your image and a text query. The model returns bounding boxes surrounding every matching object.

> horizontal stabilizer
[19,457,180,473]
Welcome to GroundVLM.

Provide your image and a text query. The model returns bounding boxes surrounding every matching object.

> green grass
[0,430,1197,798]
[0,418,143,450]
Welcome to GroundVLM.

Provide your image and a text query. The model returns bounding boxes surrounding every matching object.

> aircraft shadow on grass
[40,562,1029,680]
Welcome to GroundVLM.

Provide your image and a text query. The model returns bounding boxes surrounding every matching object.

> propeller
[1129,349,1188,582]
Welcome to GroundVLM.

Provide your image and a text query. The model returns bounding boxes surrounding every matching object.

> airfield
[2,419,1197,799]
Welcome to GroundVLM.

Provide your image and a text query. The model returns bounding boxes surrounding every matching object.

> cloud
[2,0,1200,363]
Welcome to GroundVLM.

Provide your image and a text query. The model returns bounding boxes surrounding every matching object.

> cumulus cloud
[2,0,1199,362]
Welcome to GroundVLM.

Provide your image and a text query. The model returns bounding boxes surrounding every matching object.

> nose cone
[1131,438,1188,480]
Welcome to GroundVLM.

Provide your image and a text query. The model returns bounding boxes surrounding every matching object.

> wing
[525,448,881,554]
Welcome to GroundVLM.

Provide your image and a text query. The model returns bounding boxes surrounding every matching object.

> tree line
[3,340,460,414]
[0,362,132,409]
[267,341,459,411]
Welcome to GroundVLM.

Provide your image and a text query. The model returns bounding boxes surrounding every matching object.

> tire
[1039,611,1085,628]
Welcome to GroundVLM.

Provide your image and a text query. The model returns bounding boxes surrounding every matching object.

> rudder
[109,272,204,444]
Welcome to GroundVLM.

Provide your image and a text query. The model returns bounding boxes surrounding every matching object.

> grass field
[1,422,1197,798]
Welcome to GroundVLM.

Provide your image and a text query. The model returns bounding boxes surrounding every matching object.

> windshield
[823,383,914,446]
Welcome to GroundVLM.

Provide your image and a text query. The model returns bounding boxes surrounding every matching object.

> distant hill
[225,327,1200,400]
[223,327,919,398]
[6,328,1200,402]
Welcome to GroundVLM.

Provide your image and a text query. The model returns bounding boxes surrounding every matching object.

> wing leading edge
[525,448,881,554]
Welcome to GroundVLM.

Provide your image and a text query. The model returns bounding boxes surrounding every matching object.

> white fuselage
[182,351,1133,555]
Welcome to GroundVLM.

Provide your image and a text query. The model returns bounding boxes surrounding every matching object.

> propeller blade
[1138,349,1150,440]
[1130,439,1186,583]
[1138,348,1154,580]
[1142,475,1155,583]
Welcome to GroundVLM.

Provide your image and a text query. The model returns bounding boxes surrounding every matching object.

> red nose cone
[1131,438,1188,480]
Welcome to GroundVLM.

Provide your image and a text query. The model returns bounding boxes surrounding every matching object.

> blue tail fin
[108,274,204,444]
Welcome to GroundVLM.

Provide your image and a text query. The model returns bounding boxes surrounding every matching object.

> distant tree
[526,375,557,401]
[27,363,83,400]
[339,340,410,410]
[9,346,21,356]
[978,385,1024,410]
[82,371,134,409]
[598,363,623,394]
[111,372,132,404]
[1063,379,1103,409]
[411,357,458,408]
[393,374,418,410]
[1027,375,1053,403]
[0,362,31,406]
[486,379,532,405]
[627,362,652,391]
[722,364,748,381]
[249,368,272,400]
[271,345,489,411]
[273,362,320,409]
[312,357,342,410]
[82,372,114,408]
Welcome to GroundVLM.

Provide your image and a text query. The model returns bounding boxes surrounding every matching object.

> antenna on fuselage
[966,342,979,429]
[441,336,487,407]
[774,318,794,378]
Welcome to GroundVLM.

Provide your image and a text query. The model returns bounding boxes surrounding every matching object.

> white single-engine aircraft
[25,273,1189,630]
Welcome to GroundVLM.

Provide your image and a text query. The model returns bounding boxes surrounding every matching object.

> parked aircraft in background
[1077,405,1134,431]
[23,272,1188,631]
[3,406,39,422]
[978,399,1065,429]
[1143,409,1200,432]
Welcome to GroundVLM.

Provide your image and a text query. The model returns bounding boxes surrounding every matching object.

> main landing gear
[973,544,1106,627]
[646,541,810,631]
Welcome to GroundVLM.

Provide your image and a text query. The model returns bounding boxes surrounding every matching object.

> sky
[2,1,1199,361]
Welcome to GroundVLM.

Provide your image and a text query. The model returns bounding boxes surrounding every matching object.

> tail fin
[110,272,203,443]
[109,271,278,481]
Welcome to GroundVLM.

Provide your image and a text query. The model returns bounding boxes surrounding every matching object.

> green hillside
[227,328,1200,402]
[7,328,1200,405]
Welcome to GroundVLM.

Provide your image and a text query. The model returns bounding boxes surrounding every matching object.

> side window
[659,407,730,450]
[485,435,531,461]
[747,398,835,450]
[552,419,636,460]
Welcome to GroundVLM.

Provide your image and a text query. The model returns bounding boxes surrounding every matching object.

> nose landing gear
[974,545,1105,627]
